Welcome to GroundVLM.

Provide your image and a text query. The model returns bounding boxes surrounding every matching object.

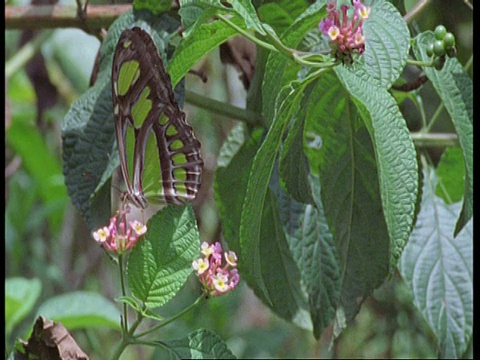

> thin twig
[5,4,131,30]
[411,132,459,148]
[463,0,473,11]
[404,0,430,23]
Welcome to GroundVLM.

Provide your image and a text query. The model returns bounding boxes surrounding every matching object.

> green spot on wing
[166,124,178,136]
[118,60,140,96]
[159,114,169,126]
[172,153,187,165]
[174,183,188,196]
[132,86,152,127]
[173,168,187,181]
[170,139,183,151]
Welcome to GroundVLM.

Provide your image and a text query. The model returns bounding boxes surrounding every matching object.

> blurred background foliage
[5,0,472,358]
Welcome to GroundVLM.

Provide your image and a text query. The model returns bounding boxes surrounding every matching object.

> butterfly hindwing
[112,27,203,208]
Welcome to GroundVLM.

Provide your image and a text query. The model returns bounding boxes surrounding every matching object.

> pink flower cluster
[319,0,371,60]
[192,242,240,297]
[92,207,147,254]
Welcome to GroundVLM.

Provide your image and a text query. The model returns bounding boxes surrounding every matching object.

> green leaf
[36,291,121,330]
[277,175,341,339]
[179,0,229,37]
[62,77,116,231]
[168,14,245,88]
[361,0,410,88]
[278,92,315,205]
[134,0,172,15]
[159,329,236,359]
[127,204,200,308]
[303,73,392,322]
[435,147,465,204]
[214,123,260,253]
[336,66,418,274]
[180,0,265,37]
[215,125,311,329]
[258,0,309,35]
[5,277,42,336]
[239,81,305,304]
[413,32,473,236]
[258,183,311,329]
[398,166,473,359]
[257,3,295,35]
[229,0,266,35]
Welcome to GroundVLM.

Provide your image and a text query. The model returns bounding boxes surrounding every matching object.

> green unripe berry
[434,25,447,40]
[433,56,446,71]
[443,32,455,49]
[426,43,434,57]
[433,40,446,57]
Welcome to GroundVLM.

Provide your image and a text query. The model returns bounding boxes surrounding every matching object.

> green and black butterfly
[112,27,203,209]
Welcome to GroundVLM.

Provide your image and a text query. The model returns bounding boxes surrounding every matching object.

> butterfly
[111,27,203,209]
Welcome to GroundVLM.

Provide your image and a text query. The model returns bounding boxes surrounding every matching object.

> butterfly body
[112,27,203,208]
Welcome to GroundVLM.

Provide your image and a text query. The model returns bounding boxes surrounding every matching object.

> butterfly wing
[112,27,203,208]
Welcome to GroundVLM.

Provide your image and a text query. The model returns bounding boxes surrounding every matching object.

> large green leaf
[398,167,473,359]
[133,0,172,15]
[157,329,236,359]
[179,0,264,38]
[62,76,116,231]
[277,176,341,339]
[214,123,260,253]
[412,32,473,236]
[36,291,120,330]
[336,66,418,274]
[278,95,315,205]
[239,81,305,304]
[127,204,200,308]
[258,0,310,35]
[229,0,266,35]
[5,277,42,336]
[214,124,311,329]
[360,0,410,88]
[303,73,392,322]
[179,0,231,38]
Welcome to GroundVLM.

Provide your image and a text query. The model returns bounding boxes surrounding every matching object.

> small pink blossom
[92,206,146,254]
[225,251,238,267]
[318,0,371,62]
[192,258,210,275]
[192,241,240,297]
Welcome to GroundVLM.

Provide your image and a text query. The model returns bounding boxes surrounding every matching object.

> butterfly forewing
[112,27,203,208]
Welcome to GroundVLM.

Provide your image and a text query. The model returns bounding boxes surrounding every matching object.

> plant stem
[216,14,278,54]
[424,102,445,133]
[185,90,261,125]
[406,58,434,67]
[118,254,128,334]
[133,295,206,339]
[411,132,458,148]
